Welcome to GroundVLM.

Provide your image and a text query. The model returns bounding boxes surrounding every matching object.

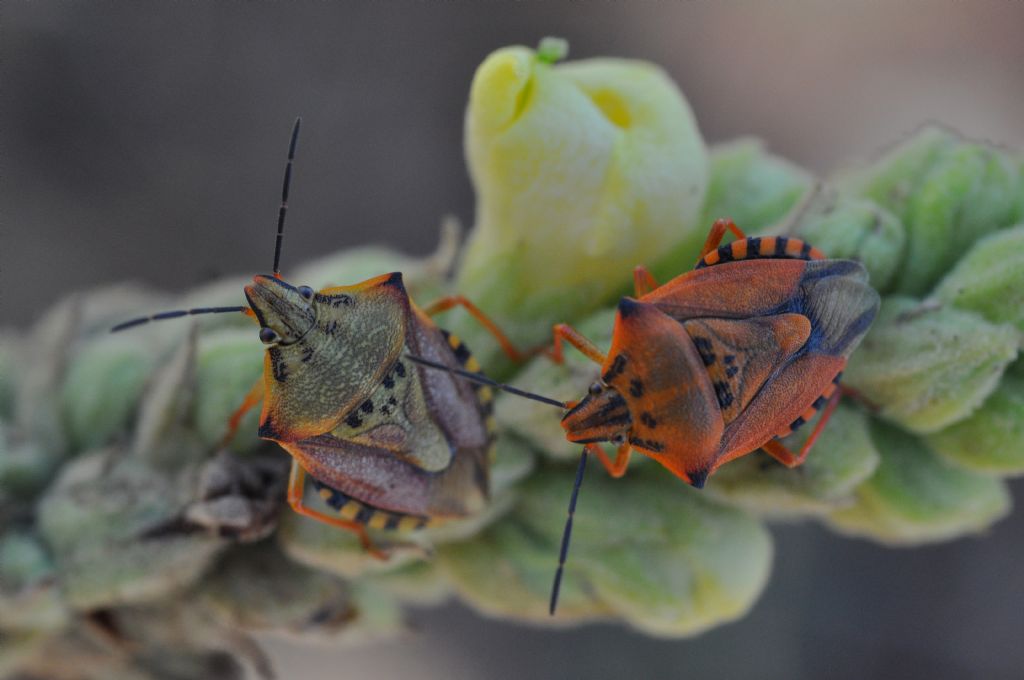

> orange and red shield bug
[410,218,879,612]
[111,120,531,554]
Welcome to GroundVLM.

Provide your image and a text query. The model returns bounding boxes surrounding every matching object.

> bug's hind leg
[700,219,748,258]
[760,389,842,468]
[219,377,264,448]
[286,460,388,560]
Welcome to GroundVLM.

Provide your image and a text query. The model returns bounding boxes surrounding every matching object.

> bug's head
[244,275,317,346]
[560,380,632,446]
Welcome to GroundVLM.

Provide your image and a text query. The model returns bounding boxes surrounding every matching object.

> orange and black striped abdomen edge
[440,329,498,451]
[772,371,843,440]
[695,236,825,269]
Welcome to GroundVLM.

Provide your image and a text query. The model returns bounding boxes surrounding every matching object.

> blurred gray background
[4,2,1023,678]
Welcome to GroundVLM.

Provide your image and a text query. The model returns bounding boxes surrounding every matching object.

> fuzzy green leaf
[844,296,1020,433]
[439,464,771,637]
[932,223,1024,331]
[826,420,1010,544]
[925,375,1024,475]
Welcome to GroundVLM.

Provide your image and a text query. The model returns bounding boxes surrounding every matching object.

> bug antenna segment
[272,117,302,277]
[109,306,248,333]
[550,449,588,615]
[404,354,567,409]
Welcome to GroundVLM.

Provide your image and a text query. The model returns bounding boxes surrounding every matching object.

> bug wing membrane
[798,260,879,358]
[602,298,724,485]
[280,432,487,517]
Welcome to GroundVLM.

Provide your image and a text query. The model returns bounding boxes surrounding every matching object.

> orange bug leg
[839,383,879,412]
[587,442,633,478]
[286,459,389,560]
[422,295,534,362]
[219,378,264,449]
[700,218,748,258]
[633,266,659,297]
[545,323,607,366]
[760,389,842,468]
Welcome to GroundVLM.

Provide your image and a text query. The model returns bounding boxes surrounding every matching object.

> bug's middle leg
[219,377,264,448]
[285,459,388,560]
[546,324,607,366]
[422,295,534,362]
[633,266,659,296]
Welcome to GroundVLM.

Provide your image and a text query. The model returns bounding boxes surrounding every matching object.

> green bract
[3,38,1023,678]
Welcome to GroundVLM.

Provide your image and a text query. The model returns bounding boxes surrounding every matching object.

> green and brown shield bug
[410,218,879,611]
[112,119,532,554]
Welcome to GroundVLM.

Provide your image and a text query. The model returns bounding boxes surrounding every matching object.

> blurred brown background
[4,2,1023,678]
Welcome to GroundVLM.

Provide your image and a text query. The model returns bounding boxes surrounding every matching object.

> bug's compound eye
[297,285,314,301]
[259,327,280,345]
[611,433,628,446]
[588,381,604,396]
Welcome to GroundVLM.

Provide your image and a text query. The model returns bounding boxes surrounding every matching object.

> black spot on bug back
[692,336,716,366]
[724,354,735,364]
[326,294,353,308]
[629,437,665,453]
[713,381,734,409]
[746,237,761,256]
[383,374,395,390]
[640,412,658,429]
[394,361,406,378]
[725,365,738,378]
[717,244,734,263]
[346,411,363,429]
[360,400,374,414]
[629,379,644,398]
[603,354,627,381]
[269,348,289,382]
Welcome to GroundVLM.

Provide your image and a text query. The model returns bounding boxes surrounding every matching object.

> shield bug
[409,218,879,611]
[112,119,532,554]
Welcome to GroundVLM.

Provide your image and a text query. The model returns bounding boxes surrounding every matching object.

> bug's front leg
[285,459,388,560]
[586,442,633,478]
